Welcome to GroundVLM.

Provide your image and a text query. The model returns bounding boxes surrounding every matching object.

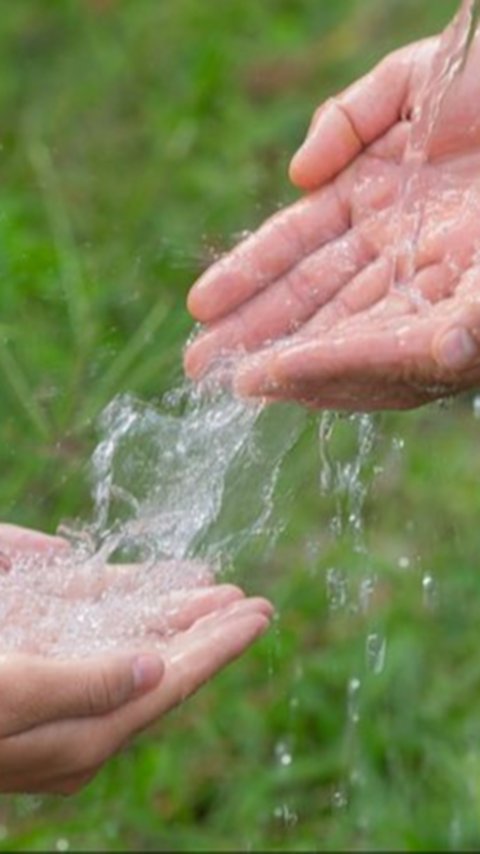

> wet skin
[185,31,480,410]
[0,524,272,795]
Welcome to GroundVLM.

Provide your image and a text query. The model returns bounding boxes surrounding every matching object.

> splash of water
[0,378,304,657]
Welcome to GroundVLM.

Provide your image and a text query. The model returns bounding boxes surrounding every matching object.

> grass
[0,0,478,849]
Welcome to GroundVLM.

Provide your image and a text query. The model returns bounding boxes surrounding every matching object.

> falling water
[0,379,304,658]
[320,0,480,828]
[395,0,480,289]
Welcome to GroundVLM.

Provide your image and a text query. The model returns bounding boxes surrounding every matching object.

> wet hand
[0,525,272,794]
[185,30,480,410]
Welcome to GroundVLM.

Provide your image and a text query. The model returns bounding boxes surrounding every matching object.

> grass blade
[0,339,50,437]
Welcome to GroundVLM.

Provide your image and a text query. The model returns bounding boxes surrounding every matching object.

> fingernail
[132,654,164,693]
[436,327,478,370]
[252,615,271,639]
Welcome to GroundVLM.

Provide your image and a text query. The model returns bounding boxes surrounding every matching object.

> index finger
[289,40,434,190]
[187,182,350,325]
[109,597,273,742]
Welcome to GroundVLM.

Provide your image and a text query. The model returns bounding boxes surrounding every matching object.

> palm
[0,524,272,713]
[0,525,272,795]
[2,553,249,657]
[185,31,480,410]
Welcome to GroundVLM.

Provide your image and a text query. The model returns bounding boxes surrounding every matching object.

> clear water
[0,378,304,657]
[394,0,480,290]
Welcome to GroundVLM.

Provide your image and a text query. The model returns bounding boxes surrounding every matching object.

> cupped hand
[185,26,480,410]
[0,524,272,794]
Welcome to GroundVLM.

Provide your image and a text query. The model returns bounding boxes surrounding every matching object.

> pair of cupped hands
[7,28,480,795]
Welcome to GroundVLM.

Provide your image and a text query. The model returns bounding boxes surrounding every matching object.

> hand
[0,524,272,794]
[185,28,480,410]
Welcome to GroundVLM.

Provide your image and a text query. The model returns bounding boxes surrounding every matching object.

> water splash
[1,379,304,657]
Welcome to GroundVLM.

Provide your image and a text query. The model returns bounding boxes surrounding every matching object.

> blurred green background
[2,0,480,850]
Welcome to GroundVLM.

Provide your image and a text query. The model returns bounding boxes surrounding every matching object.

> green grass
[0,0,478,850]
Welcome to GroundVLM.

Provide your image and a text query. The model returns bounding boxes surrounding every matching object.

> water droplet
[398,555,410,569]
[326,567,348,611]
[422,573,437,609]
[273,803,298,827]
[275,740,293,768]
[366,632,387,675]
[359,575,376,614]
[347,677,361,724]
[331,787,348,810]
[56,840,70,852]
[329,516,342,538]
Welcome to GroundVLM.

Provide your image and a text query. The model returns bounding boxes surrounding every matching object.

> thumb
[289,42,422,190]
[433,326,480,372]
[0,652,164,735]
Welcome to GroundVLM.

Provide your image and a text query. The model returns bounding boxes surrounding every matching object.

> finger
[235,288,480,408]
[185,227,375,379]
[133,560,215,594]
[154,561,214,591]
[53,559,215,600]
[0,651,164,734]
[431,270,480,374]
[143,584,246,634]
[283,377,426,412]
[0,524,69,569]
[0,602,272,788]
[0,714,111,787]
[186,181,351,325]
[308,259,456,334]
[322,260,459,334]
[297,256,393,335]
[289,39,435,190]
[109,598,273,741]
[233,256,464,401]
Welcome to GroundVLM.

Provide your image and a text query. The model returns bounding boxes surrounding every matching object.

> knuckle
[86,668,122,715]
[273,211,306,260]
[284,266,317,315]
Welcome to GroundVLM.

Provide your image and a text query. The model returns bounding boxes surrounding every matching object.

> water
[394,0,480,290]
[0,378,304,657]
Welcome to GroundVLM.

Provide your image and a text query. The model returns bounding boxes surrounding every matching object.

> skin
[0,524,272,795]
[185,25,480,410]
